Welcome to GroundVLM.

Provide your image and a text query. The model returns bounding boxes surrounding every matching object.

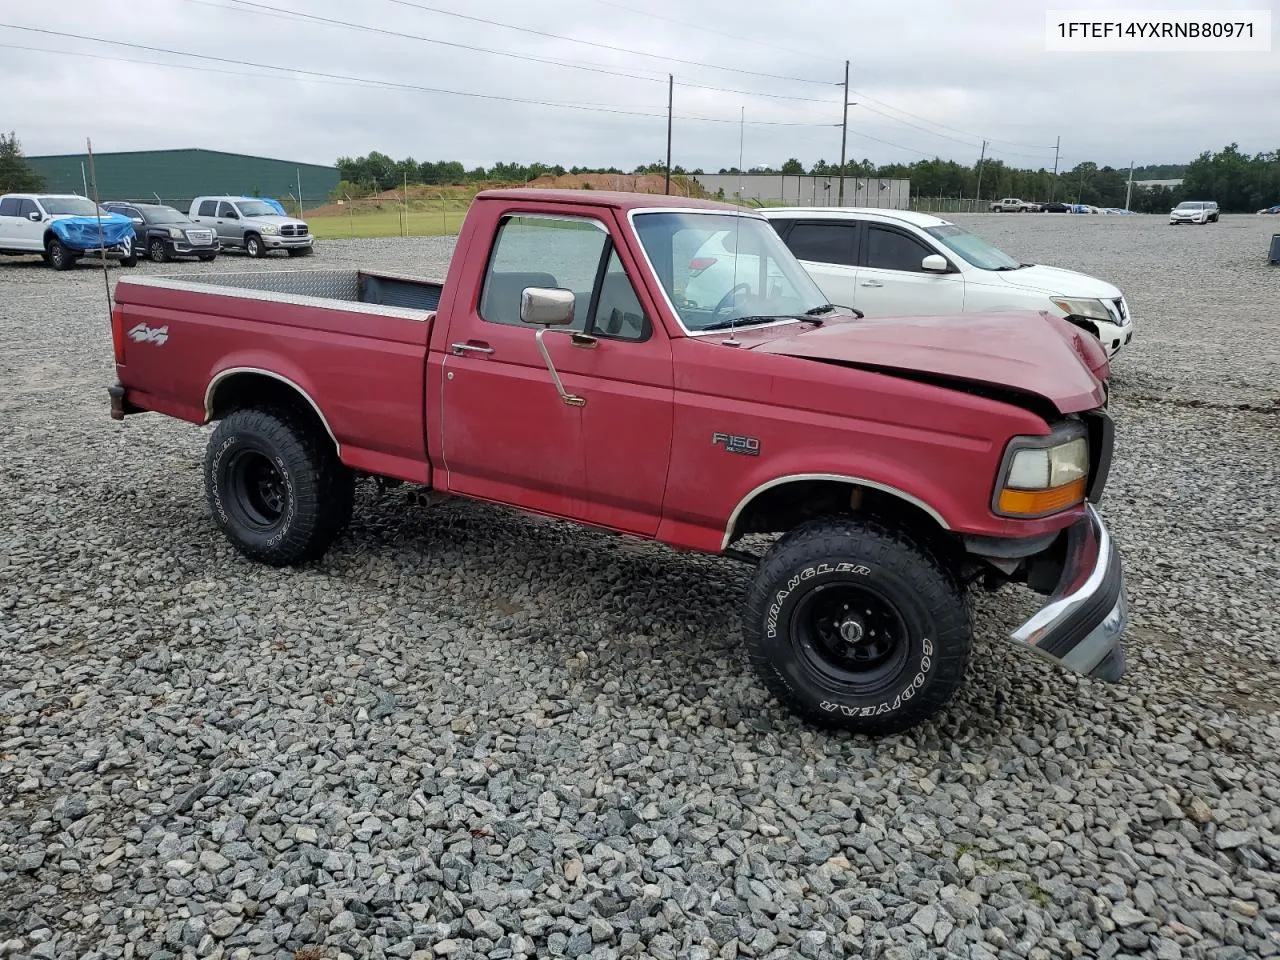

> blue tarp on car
[50,214,135,251]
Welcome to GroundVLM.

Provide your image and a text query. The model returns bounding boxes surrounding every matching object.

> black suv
[102,202,220,263]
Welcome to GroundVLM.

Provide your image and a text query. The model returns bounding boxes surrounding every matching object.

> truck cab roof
[474,188,753,215]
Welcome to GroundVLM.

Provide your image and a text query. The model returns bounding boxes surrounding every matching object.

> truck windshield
[924,224,1021,271]
[236,200,278,217]
[40,197,108,217]
[632,211,829,332]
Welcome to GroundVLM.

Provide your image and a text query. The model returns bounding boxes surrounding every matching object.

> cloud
[1,0,1275,171]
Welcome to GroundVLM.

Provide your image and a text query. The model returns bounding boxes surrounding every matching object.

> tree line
[335,144,1278,213]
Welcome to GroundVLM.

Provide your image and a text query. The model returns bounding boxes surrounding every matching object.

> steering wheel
[713,282,751,319]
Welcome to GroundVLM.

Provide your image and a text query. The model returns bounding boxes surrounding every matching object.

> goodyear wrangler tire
[204,407,354,566]
[745,516,972,735]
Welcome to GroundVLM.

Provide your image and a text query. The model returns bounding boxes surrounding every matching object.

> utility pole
[297,167,303,217]
[665,73,673,195]
[1051,135,1060,200]
[838,59,849,206]
[975,139,988,207]
[1125,160,1134,211]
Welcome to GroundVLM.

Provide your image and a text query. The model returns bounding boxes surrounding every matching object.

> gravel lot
[2,213,1279,960]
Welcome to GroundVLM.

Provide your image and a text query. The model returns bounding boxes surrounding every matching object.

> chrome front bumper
[1009,504,1128,682]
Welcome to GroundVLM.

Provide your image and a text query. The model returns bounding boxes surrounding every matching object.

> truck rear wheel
[744,516,972,736]
[204,407,354,566]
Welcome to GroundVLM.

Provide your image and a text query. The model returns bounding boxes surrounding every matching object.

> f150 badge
[127,323,169,346]
[712,432,760,456]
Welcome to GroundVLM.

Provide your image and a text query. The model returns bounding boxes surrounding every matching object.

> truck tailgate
[112,269,436,483]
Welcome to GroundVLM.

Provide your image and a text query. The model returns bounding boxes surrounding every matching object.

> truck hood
[745,311,1106,414]
[246,215,307,227]
[982,264,1121,300]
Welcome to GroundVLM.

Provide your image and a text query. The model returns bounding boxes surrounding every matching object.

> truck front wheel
[204,407,354,566]
[47,237,76,271]
[744,516,972,736]
[244,233,264,258]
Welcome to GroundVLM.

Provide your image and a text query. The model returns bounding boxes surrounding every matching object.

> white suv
[753,207,1134,357]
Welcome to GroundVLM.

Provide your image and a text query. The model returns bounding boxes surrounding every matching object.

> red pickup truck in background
[107,189,1128,735]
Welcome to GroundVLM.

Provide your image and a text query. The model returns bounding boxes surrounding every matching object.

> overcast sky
[1,0,1276,172]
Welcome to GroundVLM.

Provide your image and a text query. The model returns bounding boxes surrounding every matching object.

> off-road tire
[149,238,169,263]
[47,237,75,271]
[744,515,972,736]
[244,233,265,258]
[204,407,354,566]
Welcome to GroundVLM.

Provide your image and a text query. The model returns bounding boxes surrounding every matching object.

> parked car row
[0,192,311,270]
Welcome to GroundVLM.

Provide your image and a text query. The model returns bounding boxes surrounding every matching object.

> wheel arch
[722,473,951,551]
[205,368,339,453]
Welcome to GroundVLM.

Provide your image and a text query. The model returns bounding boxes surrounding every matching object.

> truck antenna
[85,138,113,318]
[724,106,746,347]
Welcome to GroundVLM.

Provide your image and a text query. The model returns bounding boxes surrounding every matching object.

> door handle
[860,280,883,288]
[450,342,495,356]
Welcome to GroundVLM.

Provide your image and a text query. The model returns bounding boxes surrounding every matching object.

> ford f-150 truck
[106,189,1128,736]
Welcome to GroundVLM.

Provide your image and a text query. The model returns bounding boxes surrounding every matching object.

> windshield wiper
[701,315,800,332]
[805,303,837,315]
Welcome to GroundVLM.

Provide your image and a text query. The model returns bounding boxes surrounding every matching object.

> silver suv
[189,196,314,257]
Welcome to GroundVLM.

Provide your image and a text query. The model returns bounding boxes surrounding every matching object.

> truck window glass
[632,211,828,331]
[479,215,608,331]
[865,226,932,273]
[590,250,648,341]
[0,197,19,217]
[199,201,218,217]
[217,202,238,218]
[784,222,857,266]
[18,199,39,218]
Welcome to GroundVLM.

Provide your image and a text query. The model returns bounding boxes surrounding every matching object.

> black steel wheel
[204,406,354,566]
[745,515,972,735]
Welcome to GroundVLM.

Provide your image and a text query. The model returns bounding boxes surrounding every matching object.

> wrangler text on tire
[744,516,972,735]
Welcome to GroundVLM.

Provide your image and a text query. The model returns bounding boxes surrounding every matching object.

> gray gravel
[2,214,1280,960]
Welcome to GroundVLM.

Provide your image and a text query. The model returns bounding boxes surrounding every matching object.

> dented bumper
[1009,504,1128,682]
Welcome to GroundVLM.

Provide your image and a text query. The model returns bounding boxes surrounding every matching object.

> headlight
[994,426,1089,518]
[168,227,184,239]
[259,224,279,235]
[1050,297,1112,322]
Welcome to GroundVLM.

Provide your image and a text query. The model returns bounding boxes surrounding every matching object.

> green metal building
[25,148,340,212]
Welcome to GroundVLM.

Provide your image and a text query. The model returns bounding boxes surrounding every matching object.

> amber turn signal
[997,477,1087,516]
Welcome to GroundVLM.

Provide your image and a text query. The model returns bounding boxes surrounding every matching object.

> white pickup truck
[989,198,1038,212]
[0,193,139,270]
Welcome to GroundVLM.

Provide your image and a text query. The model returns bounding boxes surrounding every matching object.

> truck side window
[864,226,932,273]
[589,250,648,341]
[17,199,39,219]
[479,215,608,331]
[0,197,19,217]
[198,200,218,217]
[217,202,238,218]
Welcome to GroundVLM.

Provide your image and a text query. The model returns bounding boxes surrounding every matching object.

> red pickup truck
[107,189,1128,735]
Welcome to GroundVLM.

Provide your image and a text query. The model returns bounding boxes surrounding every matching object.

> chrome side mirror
[921,253,949,272]
[520,287,576,326]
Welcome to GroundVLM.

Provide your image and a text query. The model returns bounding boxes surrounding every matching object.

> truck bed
[112,267,443,484]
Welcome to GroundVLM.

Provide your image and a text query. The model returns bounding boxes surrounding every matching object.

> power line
[585,0,843,64]
[0,27,832,128]
[847,88,1058,152]
[378,0,834,87]
[187,0,841,105]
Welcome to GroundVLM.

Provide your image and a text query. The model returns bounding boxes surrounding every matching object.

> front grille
[280,224,309,237]
[185,229,215,245]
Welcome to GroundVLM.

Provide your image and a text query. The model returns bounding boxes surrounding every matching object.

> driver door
[853,222,965,317]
